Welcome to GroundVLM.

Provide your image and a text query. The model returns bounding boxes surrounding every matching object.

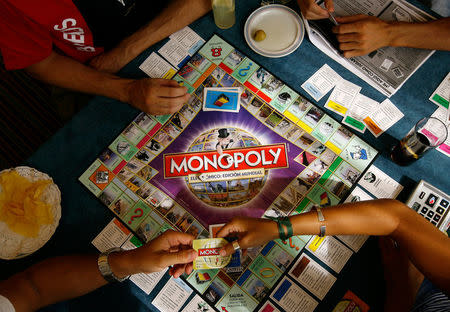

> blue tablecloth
[2,0,449,311]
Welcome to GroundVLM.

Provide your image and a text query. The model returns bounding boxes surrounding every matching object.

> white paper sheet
[325,79,361,116]
[152,277,193,311]
[363,99,404,137]
[139,52,177,79]
[306,236,353,273]
[301,64,342,102]
[289,254,337,300]
[270,277,318,312]
[358,164,403,199]
[91,218,131,252]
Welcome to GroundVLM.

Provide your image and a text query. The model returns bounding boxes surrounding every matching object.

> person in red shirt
[0,0,211,115]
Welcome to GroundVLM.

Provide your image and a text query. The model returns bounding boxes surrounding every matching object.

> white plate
[0,166,61,259]
[244,4,304,58]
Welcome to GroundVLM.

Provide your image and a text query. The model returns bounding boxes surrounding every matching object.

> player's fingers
[153,95,189,114]
[332,22,360,34]
[324,0,334,12]
[336,33,360,43]
[216,219,244,238]
[216,224,234,238]
[339,42,361,51]
[342,49,365,58]
[162,249,197,268]
[219,242,237,257]
[335,14,367,24]
[157,85,188,98]
[185,262,194,275]
[153,78,183,88]
[165,230,196,247]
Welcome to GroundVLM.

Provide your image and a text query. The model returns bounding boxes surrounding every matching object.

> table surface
[2,0,449,311]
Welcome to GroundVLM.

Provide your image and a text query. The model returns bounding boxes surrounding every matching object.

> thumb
[161,249,197,267]
[336,14,367,23]
[219,241,239,257]
[324,0,334,12]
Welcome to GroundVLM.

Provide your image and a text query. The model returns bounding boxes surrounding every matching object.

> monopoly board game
[80,35,378,311]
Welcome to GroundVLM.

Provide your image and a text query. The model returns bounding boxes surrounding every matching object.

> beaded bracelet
[267,216,293,240]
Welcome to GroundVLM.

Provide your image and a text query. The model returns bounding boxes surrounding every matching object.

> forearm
[26,52,132,103]
[0,252,136,312]
[388,17,450,50]
[291,199,400,236]
[104,0,211,71]
[290,199,450,293]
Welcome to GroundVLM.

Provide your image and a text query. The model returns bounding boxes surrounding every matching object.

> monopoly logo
[164,143,288,178]
[198,248,220,256]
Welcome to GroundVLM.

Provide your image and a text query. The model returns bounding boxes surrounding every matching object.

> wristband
[268,216,293,240]
[315,206,326,237]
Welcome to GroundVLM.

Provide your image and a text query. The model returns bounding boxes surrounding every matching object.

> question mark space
[128,208,144,224]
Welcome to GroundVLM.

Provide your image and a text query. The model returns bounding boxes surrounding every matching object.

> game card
[332,290,370,312]
[343,186,373,203]
[358,164,403,199]
[343,94,378,133]
[258,301,281,312]
[91,218,131,252]
[363,99,404,137]
[158,39,192,69]
[289,254,337,300]
[152,277,193,311]
[203,88,240,112]
[270,277,318,312]
[181,294,213,312]
[139,52,177,79]
[169,26,205,55]
[209,223,225,238]
[429,72,450,109]
[306,236,353,273]
[301,64,342,102]
[325,79,361,116]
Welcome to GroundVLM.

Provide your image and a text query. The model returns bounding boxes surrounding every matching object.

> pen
[329,11,339,26]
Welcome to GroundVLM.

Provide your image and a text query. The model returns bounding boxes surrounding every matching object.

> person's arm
[296,0,334,20]
[333,15,450,57]
[25,51,190,115]
[0,230,197,312]
[217,199,450,294]
[89,0,211,73]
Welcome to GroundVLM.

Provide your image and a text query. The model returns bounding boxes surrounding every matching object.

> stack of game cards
[203,87,241,113]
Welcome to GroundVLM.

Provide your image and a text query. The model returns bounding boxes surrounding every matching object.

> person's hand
[129,230,197,278]
[216,217,278,257]
[297,0,334,20]
[126,78,190,115]
[333,15,391,58]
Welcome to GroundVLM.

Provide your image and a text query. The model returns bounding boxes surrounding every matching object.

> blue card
[203,88,241,113]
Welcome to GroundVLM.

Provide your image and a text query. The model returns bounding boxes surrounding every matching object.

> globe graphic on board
[185,127,268,208]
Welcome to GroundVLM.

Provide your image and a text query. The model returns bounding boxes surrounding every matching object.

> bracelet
[98,247,129,283]
[315,206,326,237]
[267,216,293,240]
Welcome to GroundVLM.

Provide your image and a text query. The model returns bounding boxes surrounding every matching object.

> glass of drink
[211,0,235,29]
[391,117,448,166]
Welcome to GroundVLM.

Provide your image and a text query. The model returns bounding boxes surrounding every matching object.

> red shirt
[0,0,103,70]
